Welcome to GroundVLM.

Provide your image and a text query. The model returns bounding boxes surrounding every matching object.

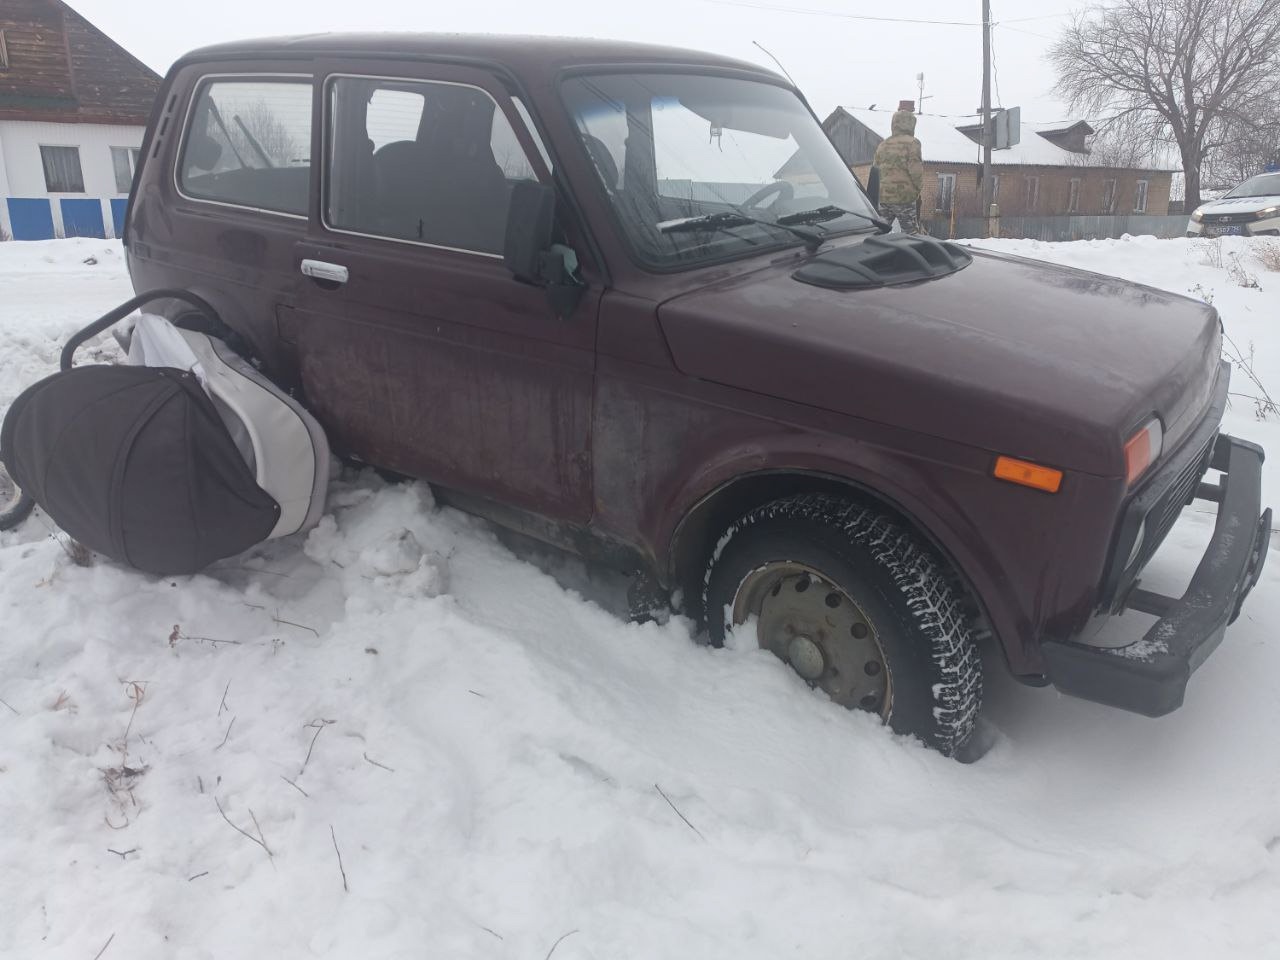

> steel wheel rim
[731,562,891,719]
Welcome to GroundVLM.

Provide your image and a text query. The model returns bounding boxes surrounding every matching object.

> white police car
[1188,172,1280,237]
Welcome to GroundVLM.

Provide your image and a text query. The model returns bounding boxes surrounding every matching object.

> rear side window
[179,79,313,216]
[325,75,537,254]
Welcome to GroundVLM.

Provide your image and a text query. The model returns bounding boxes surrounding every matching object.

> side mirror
[867,165,881,210]
[504,180,557,284]
[503,180,584,317]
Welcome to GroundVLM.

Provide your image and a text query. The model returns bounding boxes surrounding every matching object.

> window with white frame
[1068,177,1082,213]
[935,173,956,213]
[1024,175,1039,212]
[110,146,142,194]
[40,146,85,192]
[1102,178,1117,213]
[1134,179,1149,213]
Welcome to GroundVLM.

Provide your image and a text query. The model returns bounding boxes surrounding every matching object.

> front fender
[593,369,1121,678]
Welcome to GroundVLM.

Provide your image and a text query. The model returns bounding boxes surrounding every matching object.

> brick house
[811,107,1178,223]
[0,0,160,240]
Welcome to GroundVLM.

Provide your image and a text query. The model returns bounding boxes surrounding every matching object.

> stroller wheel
[0,456,35,531]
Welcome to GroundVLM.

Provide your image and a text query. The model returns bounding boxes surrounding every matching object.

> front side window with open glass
[562,72,879,269]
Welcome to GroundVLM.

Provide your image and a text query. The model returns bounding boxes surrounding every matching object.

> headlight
[1124,417,1164,487]
[1257,206,1278,219]
[1191,209,1204,222]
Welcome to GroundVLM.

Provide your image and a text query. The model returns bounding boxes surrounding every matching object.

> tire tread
[704,493,983,755]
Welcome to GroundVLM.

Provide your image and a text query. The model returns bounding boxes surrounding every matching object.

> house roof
[838,107,1180,171]
[0,0,161,125]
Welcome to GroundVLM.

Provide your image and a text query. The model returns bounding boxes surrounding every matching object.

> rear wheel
[704,493,982,756]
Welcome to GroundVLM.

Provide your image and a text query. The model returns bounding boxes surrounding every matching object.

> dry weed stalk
[214,796,273,858]
[1256,240,1280,273]
[1222,332,1280,420]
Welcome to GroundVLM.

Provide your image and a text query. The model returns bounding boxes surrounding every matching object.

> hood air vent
[793,234,972,290]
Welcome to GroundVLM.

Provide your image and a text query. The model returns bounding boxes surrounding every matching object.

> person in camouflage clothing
[873,100,926,234]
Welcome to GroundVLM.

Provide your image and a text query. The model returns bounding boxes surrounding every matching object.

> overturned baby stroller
[0,290,329,574]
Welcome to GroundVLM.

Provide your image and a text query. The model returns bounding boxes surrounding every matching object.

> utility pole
[980,0,994,235]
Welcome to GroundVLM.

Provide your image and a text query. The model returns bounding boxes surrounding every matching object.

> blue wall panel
[110,199,129,238]
[60,198,106,238]
[6,198,55,240]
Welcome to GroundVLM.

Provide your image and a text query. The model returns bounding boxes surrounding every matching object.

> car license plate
[1205,225,1244,237]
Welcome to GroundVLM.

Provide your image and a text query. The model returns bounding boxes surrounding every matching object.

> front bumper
[1043,433,1270,716]
[1186,214,1280,238]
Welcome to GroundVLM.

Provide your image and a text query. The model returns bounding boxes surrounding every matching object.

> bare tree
[1069,122,1164,169]
[226,100,302,167]
[1050,0,1280,208]
[1208,104,1280,185]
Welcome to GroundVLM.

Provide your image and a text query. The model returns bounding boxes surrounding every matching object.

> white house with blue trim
[0,0,159,241]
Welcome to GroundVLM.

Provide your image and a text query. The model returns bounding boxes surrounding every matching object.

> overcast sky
[69,0,1078,124]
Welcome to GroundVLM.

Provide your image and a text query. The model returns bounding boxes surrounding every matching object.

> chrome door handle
[300,259,349,284]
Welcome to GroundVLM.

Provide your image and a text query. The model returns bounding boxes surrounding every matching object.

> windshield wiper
[658,210,825,251]
[777,204,892,234]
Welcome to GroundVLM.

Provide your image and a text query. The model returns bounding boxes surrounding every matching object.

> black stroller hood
[1,364,280,575]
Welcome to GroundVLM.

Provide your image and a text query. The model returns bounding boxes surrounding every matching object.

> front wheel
[704,494,982,756]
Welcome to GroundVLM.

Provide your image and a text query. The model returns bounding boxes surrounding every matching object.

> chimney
[898,99,915,112]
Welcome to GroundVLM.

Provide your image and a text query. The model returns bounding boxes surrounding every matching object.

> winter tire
[704,493,982,756]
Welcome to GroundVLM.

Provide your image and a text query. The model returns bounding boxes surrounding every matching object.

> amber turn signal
[993,456,1063,493]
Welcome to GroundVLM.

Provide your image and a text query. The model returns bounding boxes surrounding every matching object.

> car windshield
[562,72,879,268]
[1225,173,1280,199]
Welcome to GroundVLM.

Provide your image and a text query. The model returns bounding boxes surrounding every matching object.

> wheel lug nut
[851,622,869,639]
[864,660,881,676]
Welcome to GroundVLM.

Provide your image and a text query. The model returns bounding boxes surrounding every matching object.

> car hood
[658,246,1221,476]
[1198,194,1280,214]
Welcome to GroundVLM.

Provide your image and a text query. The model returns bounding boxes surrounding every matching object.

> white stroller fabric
[127,313,329,540]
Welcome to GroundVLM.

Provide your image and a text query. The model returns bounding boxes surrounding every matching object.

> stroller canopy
[2,363,280,574]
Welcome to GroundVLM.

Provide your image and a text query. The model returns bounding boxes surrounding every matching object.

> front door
[284,62,598,525]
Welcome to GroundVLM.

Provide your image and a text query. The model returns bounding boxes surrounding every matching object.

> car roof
[175,33,784,84]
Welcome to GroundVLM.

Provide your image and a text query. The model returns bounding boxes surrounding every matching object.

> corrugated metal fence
[923,214,1189,241]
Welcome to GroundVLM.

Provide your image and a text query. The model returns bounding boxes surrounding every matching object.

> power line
[1000,11,1076,23]
[703,0,981,27]
[704,0,1072,29]
[999,23,1058,41]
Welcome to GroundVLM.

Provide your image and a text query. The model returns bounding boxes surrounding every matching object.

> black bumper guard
[1043,434,1270,716]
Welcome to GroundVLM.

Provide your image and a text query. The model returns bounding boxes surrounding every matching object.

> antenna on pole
[915,73,934,114]
[752,40,797,87]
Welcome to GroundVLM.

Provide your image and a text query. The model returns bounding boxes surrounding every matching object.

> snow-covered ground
[2,236,1279,960]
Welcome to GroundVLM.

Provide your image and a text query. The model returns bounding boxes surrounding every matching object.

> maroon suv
[121,34,1269,755]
